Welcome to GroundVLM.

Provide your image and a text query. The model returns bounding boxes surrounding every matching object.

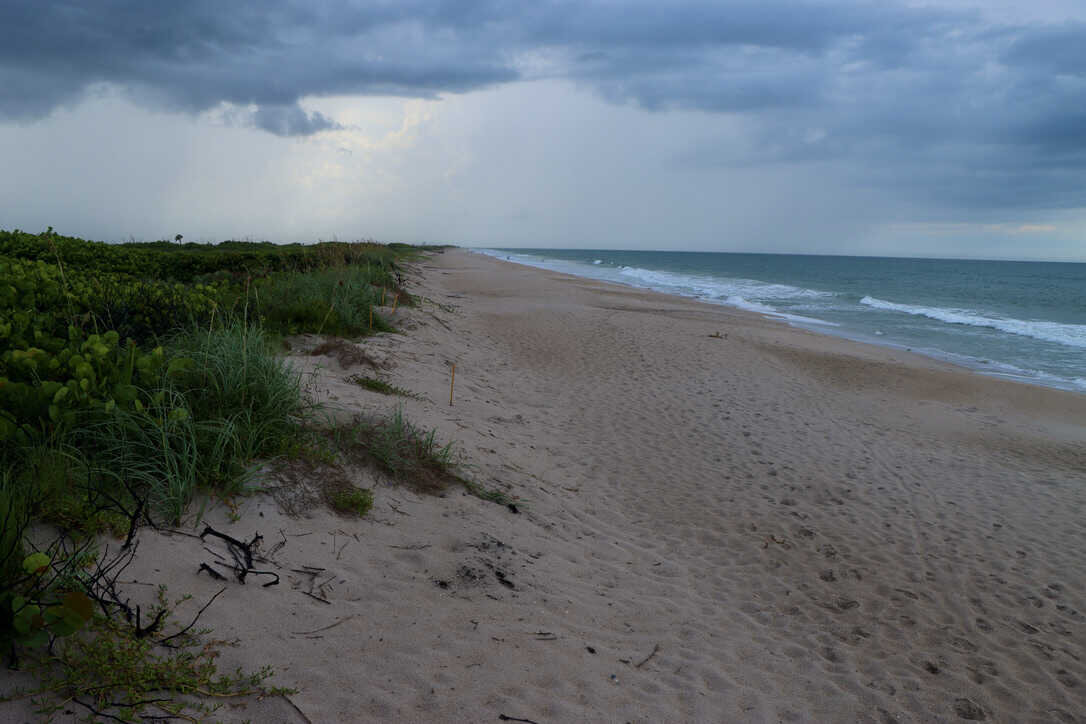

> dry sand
[4,249,1085,723]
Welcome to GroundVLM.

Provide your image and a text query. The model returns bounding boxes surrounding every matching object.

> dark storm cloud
[0,0,519,134]
[3,1,1086,206]
[0,0,964,121]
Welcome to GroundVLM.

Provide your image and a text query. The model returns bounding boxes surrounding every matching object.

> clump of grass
[336,409,517,507]
[77,393,232,523]
[166,321,307,463]
[346,374,418,398]
[310,338,380,370]
[329,487,373,517]
[342,407,457,493]
[456,475,516,507]
[5,446,130,540]
[280,426,339,466]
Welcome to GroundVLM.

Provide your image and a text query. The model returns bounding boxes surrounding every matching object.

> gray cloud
[1003,21,1086,74]
[3,1,1086,212]
[251,104,341,137]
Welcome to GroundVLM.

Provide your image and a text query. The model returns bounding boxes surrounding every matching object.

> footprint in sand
[1055,669,1078,688]
[967,660,999,684]
[953,698,986,720]
[950,636,979,653]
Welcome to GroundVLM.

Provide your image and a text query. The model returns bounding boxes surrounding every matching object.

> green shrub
[330,487,374,517]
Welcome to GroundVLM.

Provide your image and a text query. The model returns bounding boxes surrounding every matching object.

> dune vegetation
[0,228,434,717]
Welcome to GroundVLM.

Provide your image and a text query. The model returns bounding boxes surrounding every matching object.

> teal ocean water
[476,248,1086,393]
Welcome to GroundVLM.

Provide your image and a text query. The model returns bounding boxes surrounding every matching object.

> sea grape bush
[0,229,404,444]
[0,254,220,443]
[0,228,400,282]
[6,552,94,649]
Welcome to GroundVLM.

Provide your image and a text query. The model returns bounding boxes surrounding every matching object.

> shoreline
[469,246,1086,396]
[5,248,1084,722]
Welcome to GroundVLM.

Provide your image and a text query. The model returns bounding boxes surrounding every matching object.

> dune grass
[331,407,515,506]
[341,407,457,493]
[165,322,307,463]
[253,266,397,337]
[346,374,419,398]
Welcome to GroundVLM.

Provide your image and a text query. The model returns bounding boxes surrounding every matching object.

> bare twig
[159,587,228,646]
[635,643,660,668]
[291,615,358,636]
[300,591,332,605]
[70,697,131,723]
[202,546,228,562]
[281,694,314,724]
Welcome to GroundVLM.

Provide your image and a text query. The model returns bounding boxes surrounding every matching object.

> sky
[2,1,1086,261]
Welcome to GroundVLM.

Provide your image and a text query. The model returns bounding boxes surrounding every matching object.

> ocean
[474,248,1086,393]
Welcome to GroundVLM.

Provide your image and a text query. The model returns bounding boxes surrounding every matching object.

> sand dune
[5,249,1084,723]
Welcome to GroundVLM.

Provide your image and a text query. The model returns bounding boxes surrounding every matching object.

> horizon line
[466,245,1086,265]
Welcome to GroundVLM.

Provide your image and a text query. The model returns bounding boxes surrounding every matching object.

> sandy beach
[5,248,1085,723]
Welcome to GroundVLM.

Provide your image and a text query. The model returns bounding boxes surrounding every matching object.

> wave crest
[860,296,1086,349]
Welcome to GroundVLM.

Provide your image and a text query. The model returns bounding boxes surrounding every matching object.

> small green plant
[8,551,94,649]
[345,375,418,398]
[330,487,374,517]
[280,426,338,465]
[457,475,516,507]
[22,586,289,721]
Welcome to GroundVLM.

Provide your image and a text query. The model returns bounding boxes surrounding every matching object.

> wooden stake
[369,307,373,330]
[392,293,399,312]
[449,363,456,406]
[382,288,386,306]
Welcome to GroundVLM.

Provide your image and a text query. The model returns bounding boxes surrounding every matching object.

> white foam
[934,351,1086,393]
[617,265,832,302]
[473,249,838,326]
[860,296,1086,349]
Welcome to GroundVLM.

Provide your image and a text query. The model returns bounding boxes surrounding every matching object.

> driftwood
[198,525,279,587]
